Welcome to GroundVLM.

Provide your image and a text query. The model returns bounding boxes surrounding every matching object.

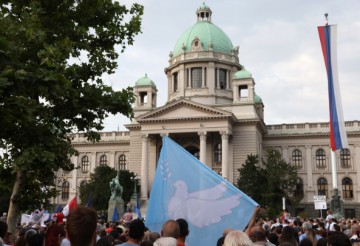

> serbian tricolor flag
[62,196,77,217]
[318,24,348,151]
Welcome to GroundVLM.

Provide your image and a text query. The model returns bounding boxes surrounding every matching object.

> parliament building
[54,4,360,218]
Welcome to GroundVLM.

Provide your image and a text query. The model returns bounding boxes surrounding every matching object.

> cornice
[72,140,129,147]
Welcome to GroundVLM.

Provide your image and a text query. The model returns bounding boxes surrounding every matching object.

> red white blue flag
[318,24,348,151]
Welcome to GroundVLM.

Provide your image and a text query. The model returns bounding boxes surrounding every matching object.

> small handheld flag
[134,194,142,219]
[112,206,119,222]
[145,136,258,246]
[62,196,77,217]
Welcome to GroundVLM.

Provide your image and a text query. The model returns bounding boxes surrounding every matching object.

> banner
[318,24,348,150]
[146,136,258,245]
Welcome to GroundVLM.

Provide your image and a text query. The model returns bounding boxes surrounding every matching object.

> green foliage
[119,169,139,204]
[236,154,265,203]
[0,0,143,211]
[79,166,138,211]
[236,150,300,216]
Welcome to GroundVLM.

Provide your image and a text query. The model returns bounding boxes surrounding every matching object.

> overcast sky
[102,0,360,131]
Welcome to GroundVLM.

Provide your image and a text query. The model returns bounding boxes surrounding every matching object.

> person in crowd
[299,221,321,244]
[120,219,145,246]
[316,237,327,246]
[224,230,254,246]
[66,207,97,246]
[153,237,177,246]
[249,225,275,246]
[140,240,154,246]
[176,218,189,246]
[217,228,234,246]
[327,231,351,246]
[160,220,179,239]
[279,226,298,246]
[0,221,8,246]
[0,213,6,222]
[96,235,114,246]
[45,222,65,246]
[299,238,313,246]
[26,233,44,246]
[143,231,160,243]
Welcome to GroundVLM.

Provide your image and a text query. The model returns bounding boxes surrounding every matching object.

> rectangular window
[219,69,227,89]
[173,72,178,92]
[191,68,202,88]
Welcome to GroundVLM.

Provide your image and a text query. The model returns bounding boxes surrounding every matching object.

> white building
[55,4,360,218]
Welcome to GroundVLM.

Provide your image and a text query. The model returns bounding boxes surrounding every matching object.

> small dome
[135,74,156,88]
[234,68,252,79]
[254,93,262,104]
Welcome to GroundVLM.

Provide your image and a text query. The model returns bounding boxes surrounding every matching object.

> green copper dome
[135,74,156,87]
[234,68,252,79]
[172,5,233,57]
[254,93,262,104]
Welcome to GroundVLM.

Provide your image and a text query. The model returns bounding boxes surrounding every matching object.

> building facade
[55,4,360,218]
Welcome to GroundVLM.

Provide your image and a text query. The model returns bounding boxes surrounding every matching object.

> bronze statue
[110,171,122,199]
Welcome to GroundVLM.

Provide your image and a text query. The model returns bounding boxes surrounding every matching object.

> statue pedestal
[108,198,124,222]
[330,188,344,219]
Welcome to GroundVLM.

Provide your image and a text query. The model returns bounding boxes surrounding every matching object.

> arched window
[61,181,70,200]
[317,178,328,197]
[342,178,353,199]
[185,146,200,160]
[316,149,326,168]
[118,154,126,170]
[292,149,302,167]
[80,180,87,188]
[294,178,304,198]
[100,155,107,166]
[214,143,222,163]
[340,149,351,168]
[81,156,89,173]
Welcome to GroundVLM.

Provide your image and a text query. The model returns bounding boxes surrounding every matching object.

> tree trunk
[7,169,22,235]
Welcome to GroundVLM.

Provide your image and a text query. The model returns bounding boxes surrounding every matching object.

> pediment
[136,99,233,123]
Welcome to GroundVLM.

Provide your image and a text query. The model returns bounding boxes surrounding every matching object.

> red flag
[62,196,77,217]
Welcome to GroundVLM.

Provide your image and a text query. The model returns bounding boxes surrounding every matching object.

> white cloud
[102,0,360,130]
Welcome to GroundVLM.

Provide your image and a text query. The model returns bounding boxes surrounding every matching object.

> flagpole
[318,13,345,217]
[331,151,337,190]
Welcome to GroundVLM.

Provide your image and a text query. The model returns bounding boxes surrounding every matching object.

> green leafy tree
[263,150,299,213]
[236,150,299,217]
[236,154,265,203]
[79,166,138,211]
[0,0,143,233]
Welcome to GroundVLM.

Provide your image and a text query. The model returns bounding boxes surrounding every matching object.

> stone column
[233,85,239,102]
[110,152,115,169]
[141,134,149,199]
[221,131,229,179]
[199,132,207,164]
[90,152,96,173]
[71,155,78,199]
[216,68,220,89]
[282,147,289,163]
[305,145,314,202]
[188,68,191,88]
[202,67,205,88]
[226,70,230,89]
[355,145,360,201]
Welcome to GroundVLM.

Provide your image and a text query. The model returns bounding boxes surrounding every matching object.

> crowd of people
[0,207,359,246]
